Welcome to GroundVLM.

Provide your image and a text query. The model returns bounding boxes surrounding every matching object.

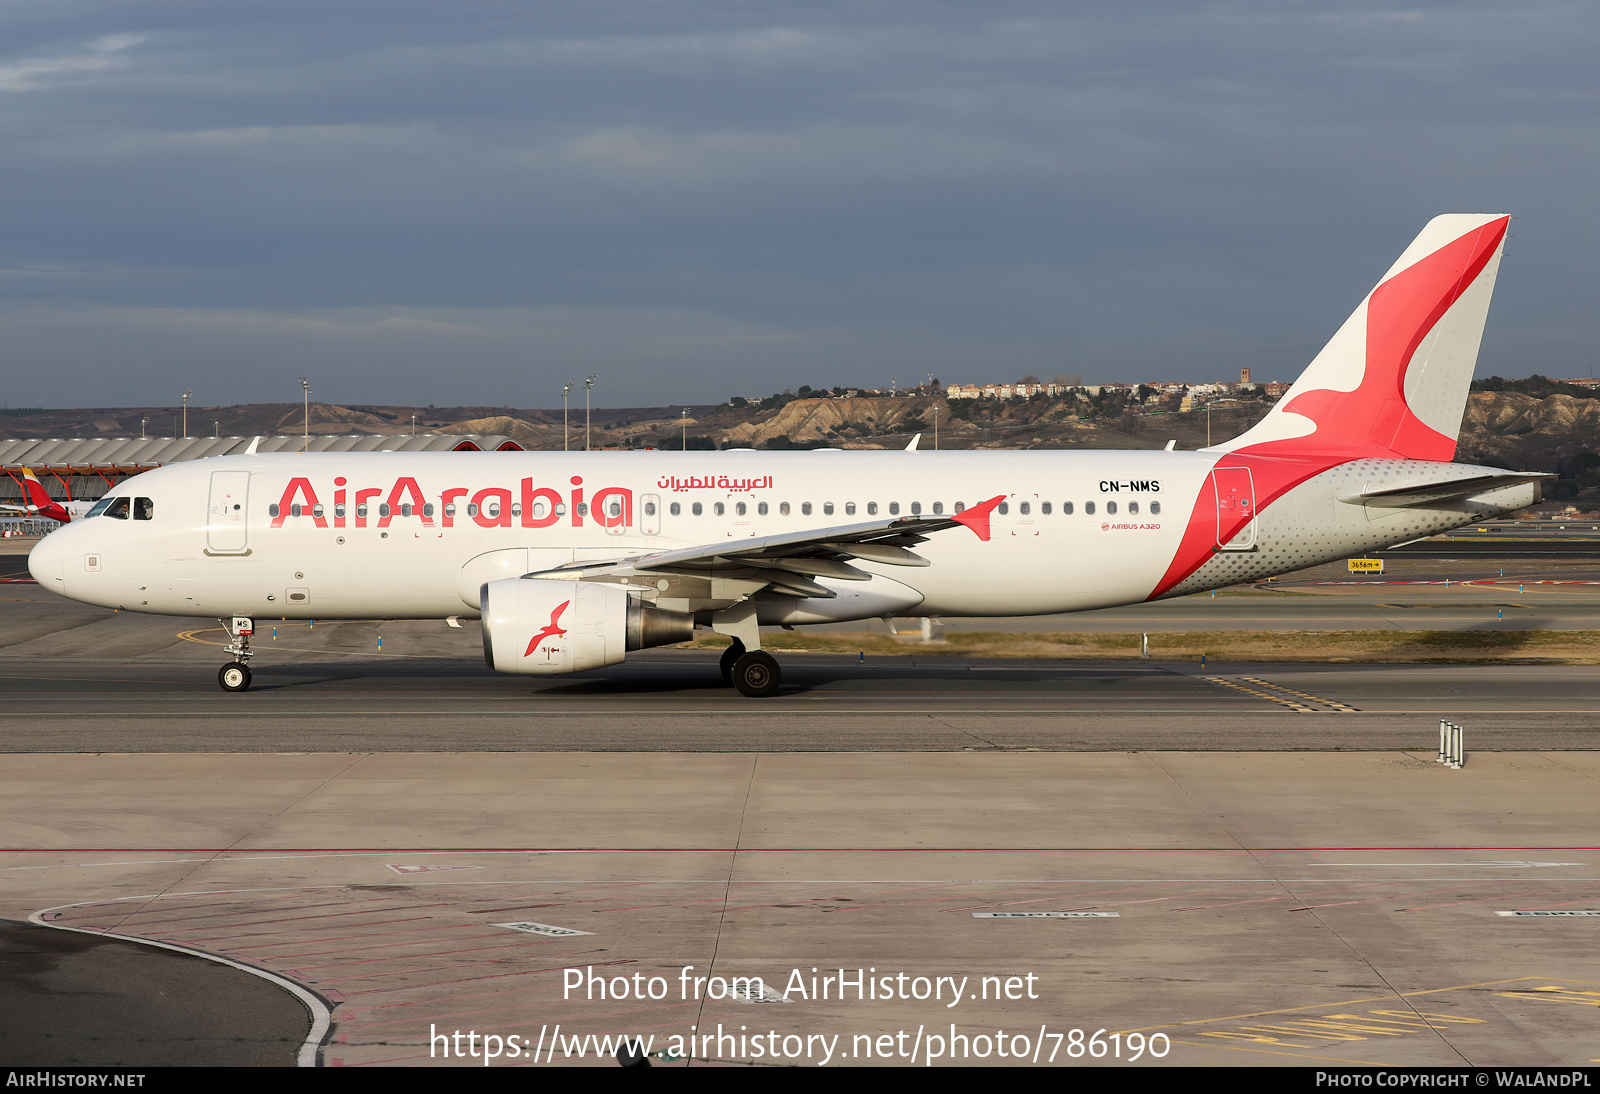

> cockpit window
[134,497,154,521]
[84,497,114,519]
[103,498,130,520]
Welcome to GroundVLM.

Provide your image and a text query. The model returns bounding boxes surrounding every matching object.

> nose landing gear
[219,616,254,692]
[218,662,252,692]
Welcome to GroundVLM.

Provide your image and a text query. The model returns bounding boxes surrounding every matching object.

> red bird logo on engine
[524,600,570,657]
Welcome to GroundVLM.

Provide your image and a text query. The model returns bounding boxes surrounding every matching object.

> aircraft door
[206,471,251,554]
[1212,467,1257,550]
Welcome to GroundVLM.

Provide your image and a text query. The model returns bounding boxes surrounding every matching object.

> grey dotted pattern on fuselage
[1158,459,1530,599]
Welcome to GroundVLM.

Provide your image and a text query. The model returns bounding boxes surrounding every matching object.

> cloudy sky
[1,1,1595,409]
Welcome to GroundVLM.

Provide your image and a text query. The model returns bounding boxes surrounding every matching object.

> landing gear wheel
[730,650,780,698]
[719,640,746,685]
[218,663,252,692]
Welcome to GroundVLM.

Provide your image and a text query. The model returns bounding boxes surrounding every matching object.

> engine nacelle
[480,577,694,675]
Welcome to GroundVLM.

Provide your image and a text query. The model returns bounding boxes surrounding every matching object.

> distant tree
[685,435,716,450]
[729,396,749,408]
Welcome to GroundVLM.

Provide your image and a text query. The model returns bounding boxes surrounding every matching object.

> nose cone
[27,530,66,594]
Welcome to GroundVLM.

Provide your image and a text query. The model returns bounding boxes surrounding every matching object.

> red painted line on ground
[10,845,1600,853]
[337,954,623,996]
[284,939,550,975]
[226,924,486,955]
[1398,886,1575,912]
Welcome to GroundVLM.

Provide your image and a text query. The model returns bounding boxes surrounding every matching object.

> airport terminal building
[0,433,526,517]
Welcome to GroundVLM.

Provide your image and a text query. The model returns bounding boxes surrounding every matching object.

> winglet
[245,436,262,455]
[952,495,1005,542]
[904,433,921,451]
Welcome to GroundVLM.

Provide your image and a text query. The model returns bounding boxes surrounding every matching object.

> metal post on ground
[920,617,933,643]
[1141,633,1150,658]
[1438,719,1449,763]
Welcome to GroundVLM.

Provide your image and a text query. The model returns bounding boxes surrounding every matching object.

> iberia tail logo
[524,600,570,657]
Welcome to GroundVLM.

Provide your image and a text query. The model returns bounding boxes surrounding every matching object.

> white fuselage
[27,449,1536,624]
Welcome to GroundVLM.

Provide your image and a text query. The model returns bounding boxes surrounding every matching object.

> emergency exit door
[1212,467,1257,550]
[206,470,251,554]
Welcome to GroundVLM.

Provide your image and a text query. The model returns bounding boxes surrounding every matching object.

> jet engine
[480,577,694,675]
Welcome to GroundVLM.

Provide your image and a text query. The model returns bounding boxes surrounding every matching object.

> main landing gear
[718,639,782,698]
[218,616,254,693]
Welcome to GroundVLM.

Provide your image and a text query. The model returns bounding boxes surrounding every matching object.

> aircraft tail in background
[6,468,76,524]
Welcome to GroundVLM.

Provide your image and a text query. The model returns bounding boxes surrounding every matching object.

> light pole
[584,374,596,452]
[213,420,219,438]
[140,417,147,439]
[411,413,419,436]
[298,375,311,451]
[181,391,193,438]
[681,407,688,451]
[562,382,573,452]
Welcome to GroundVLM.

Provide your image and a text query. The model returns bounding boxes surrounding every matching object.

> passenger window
[339,503,350,518]
[758,502,768,516]
[465,503,477,517]
[736,502,747,516]
[1063,501,1074,515]
[424,503,435,518]
[802,502,813,516]
[267,503,279,518]
[511,502,522,517]
[1085,501,1095,515]
[358,503,370,518]
[291,503,303,518]
[401,503,413,517]
[823,502,834,516]
[1128,501,1139,515]
[669,502,680,516]
[845,502,856,516]
[607,500,621,518]
[380,503,392,518]
[486,502,499,518]
[780,502,790,515]
[1041,502,1051,515]
[1019,502,1030,515]
[311,503,323,519]
[1107,501,1117,515]
[556,503,567,515]
[644,500,657,517]
[714,502,725,516]
[692,502,703,516]
[910,501,921,515]
[997,502,1008,515]
[134,497,154,520]
[953,501,964,513]
[932,501,943,515]
[1150,501,1161,515]
[531,501,545,518]
[889,502,900,515]
[867,502,878,515]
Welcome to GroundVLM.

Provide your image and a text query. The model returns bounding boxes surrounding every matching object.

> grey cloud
[0,2,1595,406]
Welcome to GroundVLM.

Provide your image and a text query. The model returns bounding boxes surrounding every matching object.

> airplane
[1,468,93,525]
[28,214,1547,697]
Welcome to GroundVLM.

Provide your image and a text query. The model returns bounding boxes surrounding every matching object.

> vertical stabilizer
[1212,214,1510,461]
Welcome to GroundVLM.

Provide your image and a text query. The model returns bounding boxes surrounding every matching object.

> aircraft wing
[528,495,1005,601]
[1339,473,1553,509]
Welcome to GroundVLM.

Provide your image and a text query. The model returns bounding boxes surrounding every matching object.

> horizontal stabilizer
[1338,472,1552,509]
